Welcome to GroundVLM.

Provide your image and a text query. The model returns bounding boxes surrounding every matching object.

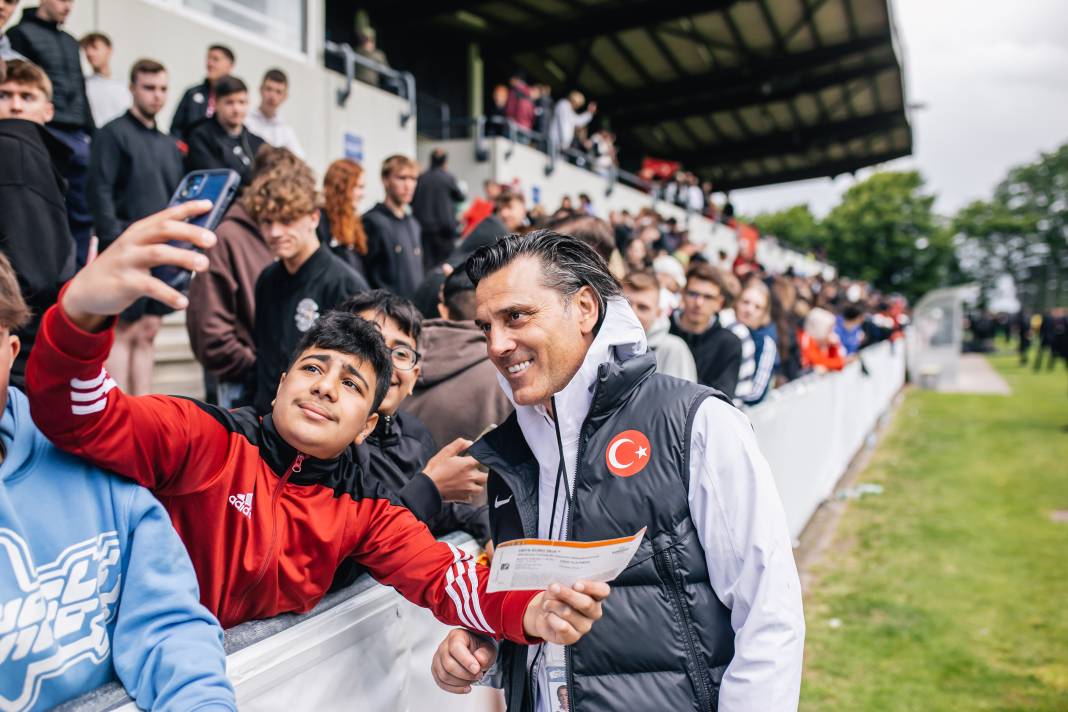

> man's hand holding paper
[488,527,647,593]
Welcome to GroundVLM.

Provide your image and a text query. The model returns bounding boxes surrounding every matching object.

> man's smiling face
[474,256,598,410]
[272,348,379,459]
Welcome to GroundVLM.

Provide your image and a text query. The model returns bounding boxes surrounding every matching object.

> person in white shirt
[243,67,304,158]
[79,31,129,127]
[549,90,595,154]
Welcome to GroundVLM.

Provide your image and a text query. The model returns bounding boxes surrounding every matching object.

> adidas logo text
[228,492,253,517]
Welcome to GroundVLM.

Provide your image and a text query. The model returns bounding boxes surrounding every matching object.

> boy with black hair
[185,74,264,187]
[0,252,236,711]
[340,289,490,544]
[27,202,608,648]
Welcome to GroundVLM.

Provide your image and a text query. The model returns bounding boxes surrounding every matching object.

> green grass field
[800,351,1068,711]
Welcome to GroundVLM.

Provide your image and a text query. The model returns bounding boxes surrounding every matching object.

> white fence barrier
[64,342,906,711]
[748,339,907,539]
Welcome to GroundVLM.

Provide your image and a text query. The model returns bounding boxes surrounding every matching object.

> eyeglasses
[389,345,422,371]
[684,289,722,302]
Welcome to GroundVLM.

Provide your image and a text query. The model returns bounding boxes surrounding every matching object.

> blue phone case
[153,169,241,293]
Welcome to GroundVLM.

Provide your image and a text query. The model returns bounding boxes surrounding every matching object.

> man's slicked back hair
[287,311,393,412]
[465,229,621,316]
[339,290,423,345]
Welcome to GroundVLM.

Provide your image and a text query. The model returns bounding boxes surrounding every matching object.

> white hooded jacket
[494,298,805,712]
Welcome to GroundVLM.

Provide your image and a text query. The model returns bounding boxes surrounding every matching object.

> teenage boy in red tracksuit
[26,201,607,669]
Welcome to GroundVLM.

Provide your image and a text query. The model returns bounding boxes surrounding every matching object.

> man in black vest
[431,231,804,710]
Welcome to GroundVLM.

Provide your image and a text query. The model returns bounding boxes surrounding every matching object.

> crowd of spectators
[0,6,908,707]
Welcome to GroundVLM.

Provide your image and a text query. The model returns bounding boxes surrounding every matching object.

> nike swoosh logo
[494,495,514,509]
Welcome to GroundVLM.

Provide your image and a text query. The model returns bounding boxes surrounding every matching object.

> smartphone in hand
[153,169,241,293]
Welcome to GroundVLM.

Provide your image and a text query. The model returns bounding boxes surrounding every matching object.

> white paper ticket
[486,527,647,593]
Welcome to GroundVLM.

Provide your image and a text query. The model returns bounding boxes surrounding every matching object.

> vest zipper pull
[291,454,304,474]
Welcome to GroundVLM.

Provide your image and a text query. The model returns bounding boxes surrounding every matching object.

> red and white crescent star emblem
[605,430,652,477]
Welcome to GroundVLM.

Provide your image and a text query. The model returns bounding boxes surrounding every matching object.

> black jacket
[0,119,75,388]
[185,118,265,188]
[87,111,184,247]
[362,203,424,298]
[365,411,490,541]
[446,214,508,269]
[170,80,213,143]
[252,246,369,413]
[330,410,491,591]
[7,8,92,132]
[411,167,464,234]
[469,355,735,712]
[669,312,743,398]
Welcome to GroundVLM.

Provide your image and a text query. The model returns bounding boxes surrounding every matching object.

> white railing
[748,339,908,539]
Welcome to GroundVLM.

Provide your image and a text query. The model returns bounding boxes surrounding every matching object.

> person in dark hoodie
[362,154,423,298]
[186,146,301,409]
[185,74,264,188]
[7,1,94,266]
[0,57,76,389]
[170,44,234,142]
[341,290,491,542]
[406,269,513,448]
[250,154,368,414]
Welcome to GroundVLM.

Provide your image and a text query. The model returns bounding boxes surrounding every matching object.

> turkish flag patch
[605,430,652,477]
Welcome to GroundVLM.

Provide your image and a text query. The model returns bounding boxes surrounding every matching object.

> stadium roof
[362,0,912,191]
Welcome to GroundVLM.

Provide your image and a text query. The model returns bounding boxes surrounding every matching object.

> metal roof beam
[678,109,906,164]
[613,59,897,127]
[601,34,889,110]
[710,146,911,190]
[482,0,738,54]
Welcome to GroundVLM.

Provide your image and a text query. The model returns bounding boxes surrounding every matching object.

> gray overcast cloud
[732,0,1068,218]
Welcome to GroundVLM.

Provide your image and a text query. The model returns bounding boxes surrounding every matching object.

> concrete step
[151,311,203,398]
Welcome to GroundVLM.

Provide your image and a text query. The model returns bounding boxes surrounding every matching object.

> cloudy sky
[733,0,1068,218]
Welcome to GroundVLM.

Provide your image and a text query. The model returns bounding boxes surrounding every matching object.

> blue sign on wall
[344,132,364,162]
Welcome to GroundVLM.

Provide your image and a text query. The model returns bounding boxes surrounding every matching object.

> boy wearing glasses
[669,261,743,399]
[340,291,491,547]
[250,157,369,413]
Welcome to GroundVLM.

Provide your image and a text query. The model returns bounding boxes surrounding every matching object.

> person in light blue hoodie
[0,251,235,711]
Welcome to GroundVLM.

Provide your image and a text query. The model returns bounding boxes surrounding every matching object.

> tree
[750,204,826,255]
[822,171,957,302]
[953,143,1068,310]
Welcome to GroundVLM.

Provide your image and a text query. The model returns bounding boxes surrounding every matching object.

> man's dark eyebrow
[341,362,369,388]
[494,302,538,317]
[300,352,369,389]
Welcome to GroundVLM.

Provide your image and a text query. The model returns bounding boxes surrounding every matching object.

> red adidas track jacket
[27,303,538,638]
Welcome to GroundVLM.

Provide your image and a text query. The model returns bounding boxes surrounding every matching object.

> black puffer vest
[469,353,736,712]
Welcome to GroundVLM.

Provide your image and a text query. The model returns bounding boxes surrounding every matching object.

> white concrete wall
[62,0,415,208]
